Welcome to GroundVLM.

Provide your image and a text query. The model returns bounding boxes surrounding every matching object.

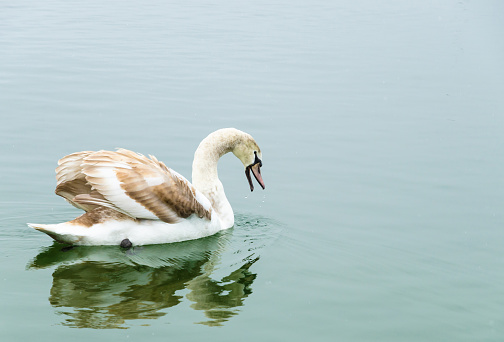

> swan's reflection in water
[28,224,267,328]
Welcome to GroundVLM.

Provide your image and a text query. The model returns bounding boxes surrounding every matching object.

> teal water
[2,1,504,341]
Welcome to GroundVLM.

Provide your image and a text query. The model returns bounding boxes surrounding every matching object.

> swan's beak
[246,163,265,192]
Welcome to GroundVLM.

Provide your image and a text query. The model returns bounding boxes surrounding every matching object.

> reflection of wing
[45,256,258,328]
[55,149,212,223]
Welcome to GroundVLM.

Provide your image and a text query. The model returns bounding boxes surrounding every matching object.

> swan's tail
[28,223,82,245]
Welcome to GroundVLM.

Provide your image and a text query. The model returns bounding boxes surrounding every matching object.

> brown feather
[69,207,134,227]
[114,160,212,223]
[74,149,213,223]
[55,151,101,211]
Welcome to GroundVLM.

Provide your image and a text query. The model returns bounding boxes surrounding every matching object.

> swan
[28,128,265,246]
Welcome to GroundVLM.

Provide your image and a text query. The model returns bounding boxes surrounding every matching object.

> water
[1,1,504,340]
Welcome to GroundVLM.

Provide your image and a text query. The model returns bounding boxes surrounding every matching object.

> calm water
[1,1,504,341]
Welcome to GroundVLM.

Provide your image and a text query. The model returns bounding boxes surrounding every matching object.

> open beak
[245,163,265,192]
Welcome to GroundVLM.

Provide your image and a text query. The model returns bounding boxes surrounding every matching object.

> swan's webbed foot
[120,238,132,249]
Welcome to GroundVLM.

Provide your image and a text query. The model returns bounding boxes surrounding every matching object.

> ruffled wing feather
[55,149,212,223]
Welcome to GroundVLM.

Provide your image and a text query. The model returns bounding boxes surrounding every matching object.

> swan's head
[232,134,265,192]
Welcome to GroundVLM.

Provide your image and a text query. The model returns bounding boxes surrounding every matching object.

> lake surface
[1,1,504,341]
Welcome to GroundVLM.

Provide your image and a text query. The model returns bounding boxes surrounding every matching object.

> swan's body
[28,128,265,246]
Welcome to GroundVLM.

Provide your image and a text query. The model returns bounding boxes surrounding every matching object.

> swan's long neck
[191,129,243,228]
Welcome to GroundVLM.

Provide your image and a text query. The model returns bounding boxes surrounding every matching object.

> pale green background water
[1,1,504,341]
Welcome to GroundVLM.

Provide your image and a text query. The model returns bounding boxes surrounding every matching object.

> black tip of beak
[246,166,254,192]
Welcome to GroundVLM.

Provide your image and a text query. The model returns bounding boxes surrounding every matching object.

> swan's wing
[55,151,104,211]
[80,149,212,223]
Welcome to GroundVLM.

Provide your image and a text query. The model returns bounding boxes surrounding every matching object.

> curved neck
[192,130,240,188]
[191,129,244,227]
